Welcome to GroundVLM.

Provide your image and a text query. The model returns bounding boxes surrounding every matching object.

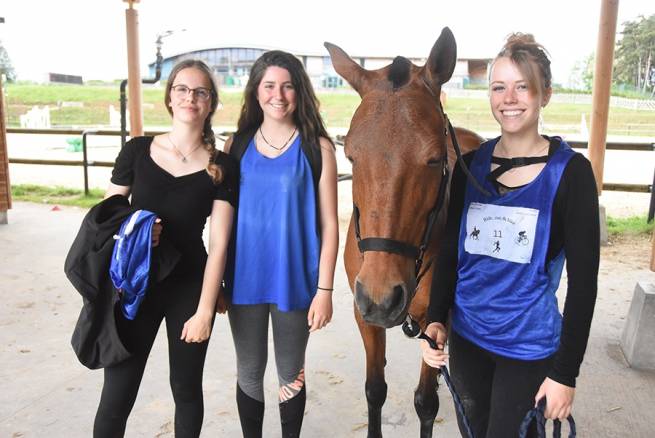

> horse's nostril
[354,280,373,316]
[387,285,405,311]
[384,284,408,322]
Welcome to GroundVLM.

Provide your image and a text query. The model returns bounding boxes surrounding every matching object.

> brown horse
[325,28,483,438]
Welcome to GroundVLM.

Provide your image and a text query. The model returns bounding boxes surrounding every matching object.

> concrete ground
[1,195,655,437]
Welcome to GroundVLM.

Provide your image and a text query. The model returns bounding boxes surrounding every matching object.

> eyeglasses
[171,84,213,101]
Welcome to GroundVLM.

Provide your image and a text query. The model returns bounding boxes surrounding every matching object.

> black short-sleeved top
[111,136,238,264]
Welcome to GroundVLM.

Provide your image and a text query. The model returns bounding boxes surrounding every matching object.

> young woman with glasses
[94,59,237,437]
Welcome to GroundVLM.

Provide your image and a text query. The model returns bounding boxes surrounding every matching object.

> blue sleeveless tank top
[453,137,575,360]
[231,135,320,311]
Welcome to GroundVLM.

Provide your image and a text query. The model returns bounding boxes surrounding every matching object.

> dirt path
[0,189,654,436]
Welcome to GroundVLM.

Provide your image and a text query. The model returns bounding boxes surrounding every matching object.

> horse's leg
[414,360,440,438]
[355,307,387,438]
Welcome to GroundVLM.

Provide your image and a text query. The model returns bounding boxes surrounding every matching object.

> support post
[588,0,619,195]
[124,0,143,137]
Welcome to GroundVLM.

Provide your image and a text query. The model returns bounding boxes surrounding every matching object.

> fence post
[82,130,98,196]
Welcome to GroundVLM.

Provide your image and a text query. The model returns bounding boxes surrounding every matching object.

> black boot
[279,385,306,438]
[236,385,264,438]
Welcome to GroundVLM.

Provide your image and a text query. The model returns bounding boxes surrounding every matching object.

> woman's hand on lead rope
[180,310,213,343]
[308,289,333,332]
[420,322,449,368]
[534,377,575,420]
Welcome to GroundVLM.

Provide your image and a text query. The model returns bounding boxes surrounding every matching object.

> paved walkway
[1,201,654,437]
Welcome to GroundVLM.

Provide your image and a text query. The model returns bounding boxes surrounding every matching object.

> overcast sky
[2,0,654,86]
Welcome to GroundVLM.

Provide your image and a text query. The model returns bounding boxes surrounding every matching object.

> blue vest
[231,136,320,311]
[453,137,574,360]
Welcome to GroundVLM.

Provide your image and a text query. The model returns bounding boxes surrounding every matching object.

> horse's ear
[423,27,457,90]
[324,42,371,96]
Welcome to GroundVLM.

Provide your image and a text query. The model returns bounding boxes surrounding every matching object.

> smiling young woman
[421,33,600,438]
[221,51,338,438]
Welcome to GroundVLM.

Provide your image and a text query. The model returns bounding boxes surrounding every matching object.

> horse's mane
[388,56,412,90]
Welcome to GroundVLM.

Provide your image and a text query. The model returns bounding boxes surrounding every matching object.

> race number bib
[464,202,539,264]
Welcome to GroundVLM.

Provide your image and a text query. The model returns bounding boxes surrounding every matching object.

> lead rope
[403,316,577,438]
[444,117,490,197]
[519,398,576,438]
[402,316,475,438]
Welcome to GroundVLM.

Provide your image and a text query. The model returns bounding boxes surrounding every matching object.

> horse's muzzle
[354,280,411,328]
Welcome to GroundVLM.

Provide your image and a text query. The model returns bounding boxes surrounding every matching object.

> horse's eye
[427,158,443,168]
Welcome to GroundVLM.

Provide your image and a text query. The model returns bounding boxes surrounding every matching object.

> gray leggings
[228,304,309,403]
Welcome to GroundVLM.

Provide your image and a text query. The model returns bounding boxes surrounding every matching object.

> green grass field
[6,83,655,136]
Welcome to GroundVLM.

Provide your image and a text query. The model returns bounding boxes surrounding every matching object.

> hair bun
[495,32,552,90]
[505,32,537,48]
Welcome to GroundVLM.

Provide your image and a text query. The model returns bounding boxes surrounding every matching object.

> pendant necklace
[259,126,297,151]
[168,133,202,163]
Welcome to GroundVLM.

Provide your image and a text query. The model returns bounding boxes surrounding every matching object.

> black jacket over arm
[65,195,180,369]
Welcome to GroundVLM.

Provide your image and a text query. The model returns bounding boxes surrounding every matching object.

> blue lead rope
[402,317,475,438]
[436,363,476,438]
[519,398,576,438]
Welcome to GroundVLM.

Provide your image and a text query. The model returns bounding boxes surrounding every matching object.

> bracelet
[317,286,333,292]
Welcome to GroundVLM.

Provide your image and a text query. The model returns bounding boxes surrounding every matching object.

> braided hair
[165,59,223,184]
[494,33,552,96]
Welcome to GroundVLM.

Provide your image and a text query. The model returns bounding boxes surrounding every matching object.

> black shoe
[236,385,264,438]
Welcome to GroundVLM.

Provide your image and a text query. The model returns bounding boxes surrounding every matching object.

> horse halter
[351,76,490,282]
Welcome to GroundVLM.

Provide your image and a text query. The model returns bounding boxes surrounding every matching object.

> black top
[428,142,599,387]
[111,136,238,266]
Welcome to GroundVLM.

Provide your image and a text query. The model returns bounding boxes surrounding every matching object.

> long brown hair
[494,33,552,96]
[165,59,223,184]
[236,50,333,149]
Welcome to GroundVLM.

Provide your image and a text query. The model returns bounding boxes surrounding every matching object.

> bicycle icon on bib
[515,231,529,246]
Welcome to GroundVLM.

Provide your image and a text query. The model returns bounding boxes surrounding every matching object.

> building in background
[149,35,490,90]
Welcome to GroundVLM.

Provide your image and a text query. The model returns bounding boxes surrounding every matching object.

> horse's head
[326,28,457,328]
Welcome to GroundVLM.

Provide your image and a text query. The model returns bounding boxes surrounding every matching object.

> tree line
[571,14,654,97]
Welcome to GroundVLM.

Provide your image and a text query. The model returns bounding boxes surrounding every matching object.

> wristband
[317,286,333,292]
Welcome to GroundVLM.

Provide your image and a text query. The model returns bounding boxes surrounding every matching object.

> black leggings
[449,329,553,438]
[93,271,211,438]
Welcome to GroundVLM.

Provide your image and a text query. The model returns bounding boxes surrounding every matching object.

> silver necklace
[168,133,202,163]
[259,126,297,151]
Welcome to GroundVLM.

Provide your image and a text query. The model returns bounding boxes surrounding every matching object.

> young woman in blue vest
[95,60,237,437]
[222,51,338,438]
[421,33,599,437]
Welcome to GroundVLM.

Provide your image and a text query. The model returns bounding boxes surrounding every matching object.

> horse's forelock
[387,56,412,90]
